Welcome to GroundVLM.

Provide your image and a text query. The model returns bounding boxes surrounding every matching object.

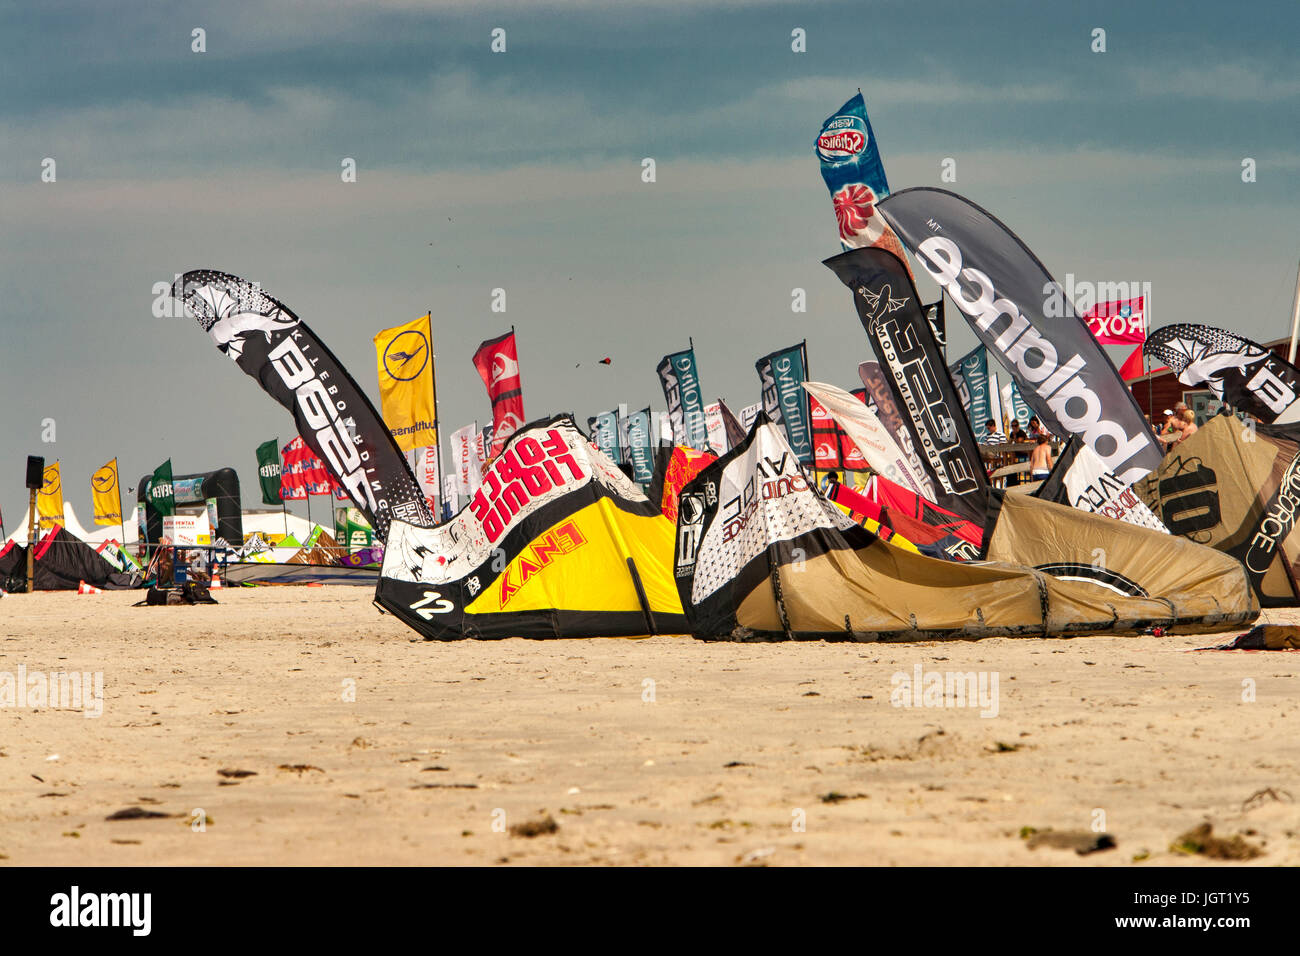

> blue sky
[1,0,1297,528]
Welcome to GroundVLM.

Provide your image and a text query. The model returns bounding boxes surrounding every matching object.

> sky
[1,0,1297,530]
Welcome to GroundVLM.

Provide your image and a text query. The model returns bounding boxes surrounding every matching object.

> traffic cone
[209,565,223,590]
[78,580,103,595]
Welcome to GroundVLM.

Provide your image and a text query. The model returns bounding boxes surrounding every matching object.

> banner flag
[255,439,282,506]
[815,91,911,268]
[37,460,64,531]
[1009,380,1032,429]
[1144,324,1300,425]
[173,269,434,542]
[1119,345,1146,381]
[809,394,841,469]
[451,423,484,497]
[587,410,622,464]
[148,458,175,519]
[442,474,460,518]
[877,188,1162,485]
[804,381,934,501]
[656,346,709,449]
[373,313,438,452]
[703,402,728,456]
[473,330,526,457]
[826,246,989,526]
[717,400,748,450]
[841,390,870,471]
[738,402,762,432]
[755,342,813,463]
[626,407,655,483]
[949,346,990,426]
[415,445,440,517]
[925,299,946,351]
[1084,296,1146,345]
[91,457,123,526]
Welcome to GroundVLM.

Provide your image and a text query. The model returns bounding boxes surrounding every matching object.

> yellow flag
[374,313,438,452]
[37,461,64,531]
[92,457,123,525]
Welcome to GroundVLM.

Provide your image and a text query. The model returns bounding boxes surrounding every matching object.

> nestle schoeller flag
[878,189,1162,485]
[255,439,282,506]
[172,270,434,543]
[656,346,709,450]
[755,342,813,463]
[472,330,526,458]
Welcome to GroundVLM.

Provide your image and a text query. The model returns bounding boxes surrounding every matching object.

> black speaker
[26,455,44,489]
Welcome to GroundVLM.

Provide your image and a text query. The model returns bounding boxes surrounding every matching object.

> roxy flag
[1084,296,1146,345]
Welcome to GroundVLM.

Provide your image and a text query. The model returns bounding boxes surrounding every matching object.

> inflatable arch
[137,467,243,547]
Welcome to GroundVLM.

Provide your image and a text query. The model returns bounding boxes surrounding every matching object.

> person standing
[1029,435,1055,480]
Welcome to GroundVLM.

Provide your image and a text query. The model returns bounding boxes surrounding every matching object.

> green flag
[149,458,175,518]
[256,439,282,506]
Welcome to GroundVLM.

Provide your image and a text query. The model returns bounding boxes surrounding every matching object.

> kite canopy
[1137,415,1300,606]
[673,418,1257,642]
[0,526,140,592]
[376,415,687,640]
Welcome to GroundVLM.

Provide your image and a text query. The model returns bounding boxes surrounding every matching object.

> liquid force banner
[877,188,1161,485]
[950,346,991,427]
[173,269,434,542]
[473,330,526,457]
[656,347,709,449]
[825,247,989,526]
[588,410,622,465]
[1144,324,1300,425]
[626,407,656,483]
[755,342,813,463]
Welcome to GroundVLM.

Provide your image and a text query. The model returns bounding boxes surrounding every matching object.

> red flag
[282,436,344,498]
[1119,345,1146,381]
[1084,296,1146,345]
[472,331,526,457]
[840,388,870,470]
[808,395,842,469]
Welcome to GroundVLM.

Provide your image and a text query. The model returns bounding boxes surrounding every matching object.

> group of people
[979,415,1052,447]
[1153,403,1199,450]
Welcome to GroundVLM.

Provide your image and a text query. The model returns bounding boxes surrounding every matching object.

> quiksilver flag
[473,330,526,457]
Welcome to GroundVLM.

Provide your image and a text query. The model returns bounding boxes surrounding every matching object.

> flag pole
[1146,288,1155,422]
[428,311,443,521]
[1287,257,1300,364]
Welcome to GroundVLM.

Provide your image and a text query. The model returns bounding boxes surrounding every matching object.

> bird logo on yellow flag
[92,458,123,525]
[374,314,438,452]
[37,461,64,531]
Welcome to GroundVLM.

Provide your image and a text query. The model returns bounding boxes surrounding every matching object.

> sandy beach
[1,587,1297,867]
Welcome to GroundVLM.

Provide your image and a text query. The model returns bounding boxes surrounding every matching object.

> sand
[1,587,1297,866]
